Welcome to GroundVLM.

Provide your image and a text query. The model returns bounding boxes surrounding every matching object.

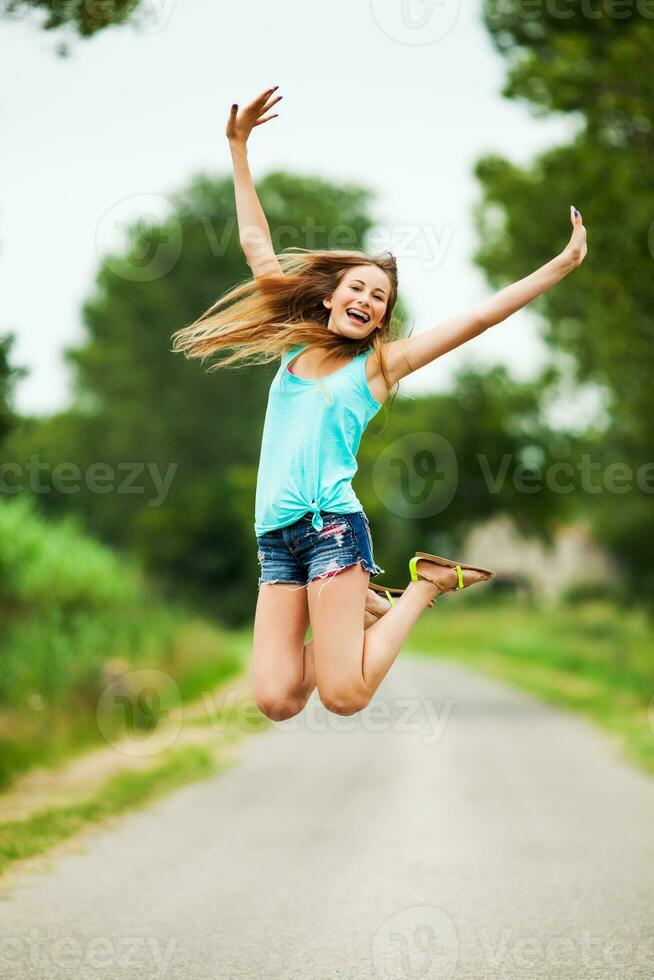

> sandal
[366,580,434,618]
[365,583,398,621]
[368,582,403,604]
[409,552,496,595]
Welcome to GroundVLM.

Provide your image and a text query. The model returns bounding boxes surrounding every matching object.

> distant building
[460,513,617,602]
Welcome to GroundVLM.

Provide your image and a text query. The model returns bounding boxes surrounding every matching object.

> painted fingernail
[232,104,237,110]
[574,209,580,217]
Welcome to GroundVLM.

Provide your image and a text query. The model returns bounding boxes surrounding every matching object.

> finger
[241,90,275,116]
[253,113,278,127]
[259,94,282,115]
[255,85,279,106]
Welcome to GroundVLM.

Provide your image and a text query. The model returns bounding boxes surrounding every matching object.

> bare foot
[415,560,492,595]
[365,588,393,621]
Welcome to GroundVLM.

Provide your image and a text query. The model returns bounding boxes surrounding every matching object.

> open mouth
[346,308,370,325]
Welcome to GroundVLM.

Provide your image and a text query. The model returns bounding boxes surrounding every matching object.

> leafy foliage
[1,0,145,41]
[0,334,26,448]
[476,0,654,596]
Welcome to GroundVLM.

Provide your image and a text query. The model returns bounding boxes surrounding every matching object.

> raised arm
[382,207,588,385]
[226,87,285,280]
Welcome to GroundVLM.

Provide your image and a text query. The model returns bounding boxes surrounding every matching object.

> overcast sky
[1,0,585,419]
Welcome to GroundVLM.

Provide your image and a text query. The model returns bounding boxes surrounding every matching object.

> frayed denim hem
[307,558,386,600]
[257,579,307,591]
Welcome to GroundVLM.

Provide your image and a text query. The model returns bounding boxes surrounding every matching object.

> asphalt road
[1,655,653,980]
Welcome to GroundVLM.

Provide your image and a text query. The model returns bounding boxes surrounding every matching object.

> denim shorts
[256,509,385,590]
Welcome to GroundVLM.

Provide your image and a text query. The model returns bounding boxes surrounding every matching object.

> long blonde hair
[170,248,403,408]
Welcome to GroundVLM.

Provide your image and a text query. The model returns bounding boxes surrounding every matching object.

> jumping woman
[171,86,587,722]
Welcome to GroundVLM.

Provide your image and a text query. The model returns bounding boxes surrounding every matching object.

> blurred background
[0,0,652,841]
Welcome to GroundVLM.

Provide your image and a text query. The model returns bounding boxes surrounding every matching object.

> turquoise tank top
[254,344,383,535]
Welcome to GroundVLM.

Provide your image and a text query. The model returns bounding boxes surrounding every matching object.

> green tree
[0,334,26,449]
[475,1,654,597]
[1,0,147,42]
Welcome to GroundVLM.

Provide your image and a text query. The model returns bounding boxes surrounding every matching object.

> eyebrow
[351,278,387,297]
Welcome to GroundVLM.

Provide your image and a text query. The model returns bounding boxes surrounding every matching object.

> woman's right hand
[226,87,283,146]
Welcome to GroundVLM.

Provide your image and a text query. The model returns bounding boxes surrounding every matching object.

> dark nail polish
[574,209,580,216]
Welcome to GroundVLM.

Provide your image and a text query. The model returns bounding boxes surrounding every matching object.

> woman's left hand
[564,205,588,268]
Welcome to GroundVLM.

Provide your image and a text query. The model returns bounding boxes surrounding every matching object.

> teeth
[347,308,369,322]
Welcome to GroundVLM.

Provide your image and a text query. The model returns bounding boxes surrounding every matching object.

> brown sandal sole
[368,582,404,598]
[410,552,496,592]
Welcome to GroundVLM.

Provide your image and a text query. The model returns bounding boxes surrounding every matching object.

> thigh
[253,528,310,697]
[252,581,310,699]
[307,561,369,700]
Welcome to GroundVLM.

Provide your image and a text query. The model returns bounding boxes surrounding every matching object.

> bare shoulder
[364,340,411,403]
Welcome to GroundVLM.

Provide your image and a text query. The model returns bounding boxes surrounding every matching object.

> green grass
[0,496,251,789]
[0,621,250,791]
[0,744,226,877]
[409,595,654,775]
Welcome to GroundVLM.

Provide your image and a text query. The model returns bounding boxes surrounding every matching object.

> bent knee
[319,685,371,716]
[254,685,308,721]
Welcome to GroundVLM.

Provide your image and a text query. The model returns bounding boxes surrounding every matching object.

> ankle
[408,579,440,601]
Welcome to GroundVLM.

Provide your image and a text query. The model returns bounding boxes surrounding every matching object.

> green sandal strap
[384,589,395,607]
[410,556,465,590]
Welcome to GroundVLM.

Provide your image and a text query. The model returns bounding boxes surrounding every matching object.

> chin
[339,316,375,339]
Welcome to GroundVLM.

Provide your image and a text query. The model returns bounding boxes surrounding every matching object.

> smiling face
[322,264,391,339]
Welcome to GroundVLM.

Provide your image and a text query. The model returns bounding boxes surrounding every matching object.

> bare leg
[299,591,393,700]
[359,580,440,693]
[310,561,489,714]
[362,560,492,693]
